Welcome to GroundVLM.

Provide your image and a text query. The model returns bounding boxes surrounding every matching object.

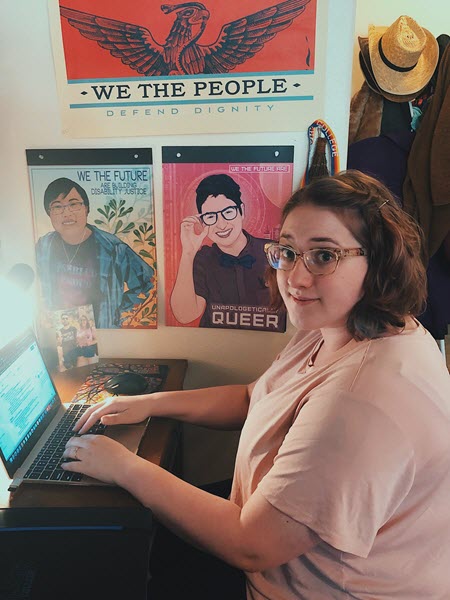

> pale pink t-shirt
[230,323,450,599]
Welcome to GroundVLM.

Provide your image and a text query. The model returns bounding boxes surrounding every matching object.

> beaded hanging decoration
[301,119,340,187]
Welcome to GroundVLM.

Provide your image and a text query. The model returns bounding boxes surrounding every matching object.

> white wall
[352,0,450,96]
[0,0,356,483]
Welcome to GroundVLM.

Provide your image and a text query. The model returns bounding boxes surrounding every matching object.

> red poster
[49,0,321,136]
[59,0,316,78]
[163,146,293,332]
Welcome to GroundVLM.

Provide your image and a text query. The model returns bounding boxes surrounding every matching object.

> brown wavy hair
[267,170,427,340]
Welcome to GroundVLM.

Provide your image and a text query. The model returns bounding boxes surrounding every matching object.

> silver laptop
[0,328,148,491]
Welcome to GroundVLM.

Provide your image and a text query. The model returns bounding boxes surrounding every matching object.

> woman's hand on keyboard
[74,395,152,435]
[62,434,137,485]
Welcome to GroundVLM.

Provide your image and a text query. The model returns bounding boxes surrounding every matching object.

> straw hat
[368,15,438,95]
[358,36,422,102]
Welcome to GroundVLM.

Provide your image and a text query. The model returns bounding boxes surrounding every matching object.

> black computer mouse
[104,372,148,395]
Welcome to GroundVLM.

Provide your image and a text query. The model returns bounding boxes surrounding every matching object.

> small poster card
[53,304,99,372]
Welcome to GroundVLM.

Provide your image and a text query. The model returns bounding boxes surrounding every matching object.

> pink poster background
[163,161,293,328]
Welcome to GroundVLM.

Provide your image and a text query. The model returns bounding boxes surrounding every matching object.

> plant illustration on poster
[163,146,294,332]
[48,0,322,137]
[27,149,157,330]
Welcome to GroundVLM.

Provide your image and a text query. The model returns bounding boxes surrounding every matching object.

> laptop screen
[0,329,60,474]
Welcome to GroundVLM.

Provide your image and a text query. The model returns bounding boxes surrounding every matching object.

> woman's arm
[62,437,318,572]
[75,383,255,434]
[147,384,255,428]
[121,459,319,572]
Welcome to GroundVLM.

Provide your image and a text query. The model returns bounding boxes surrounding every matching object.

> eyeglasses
[198,205,241,226]
[264,243,366,276]
[49,201,84,215]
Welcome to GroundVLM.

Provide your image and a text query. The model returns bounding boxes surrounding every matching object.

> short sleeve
[193,250,209,300]
[257,393,415,557]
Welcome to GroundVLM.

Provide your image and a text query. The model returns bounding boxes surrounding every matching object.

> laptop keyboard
[24,404,106,483]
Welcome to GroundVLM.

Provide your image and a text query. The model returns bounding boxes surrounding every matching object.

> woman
[63,171,450,599]
[76,315,98,366]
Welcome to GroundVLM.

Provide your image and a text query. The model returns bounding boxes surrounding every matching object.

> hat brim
[358,37,422,102]
[368,25,439,95]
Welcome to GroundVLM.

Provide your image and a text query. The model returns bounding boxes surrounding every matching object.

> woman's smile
[289,295,320,305]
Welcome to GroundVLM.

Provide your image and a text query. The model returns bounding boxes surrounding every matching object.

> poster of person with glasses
[27,149,157,331]
[163,146,294,332]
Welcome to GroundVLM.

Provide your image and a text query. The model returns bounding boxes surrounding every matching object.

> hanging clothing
[349,82,413,145]
[403,44,450,260]
[417,238,450,339]
[349,82,383,144]
[347,131,415,206]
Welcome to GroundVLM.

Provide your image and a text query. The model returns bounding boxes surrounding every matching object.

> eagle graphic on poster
[60,0,312,76]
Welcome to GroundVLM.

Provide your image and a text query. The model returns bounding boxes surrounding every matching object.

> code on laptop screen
[0,330,58,462]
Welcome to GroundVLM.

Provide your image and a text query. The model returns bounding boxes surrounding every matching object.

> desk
[0,358,187,600]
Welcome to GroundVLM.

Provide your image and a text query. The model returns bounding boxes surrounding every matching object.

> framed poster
[163,145,293,332]
[48,0,323,136]
[27,148,157,329]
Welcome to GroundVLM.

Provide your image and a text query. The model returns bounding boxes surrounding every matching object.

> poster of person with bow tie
[163,146,293,332]
[48,0,321,137]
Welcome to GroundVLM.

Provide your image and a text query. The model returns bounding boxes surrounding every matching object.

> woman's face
[276,204,368,333]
